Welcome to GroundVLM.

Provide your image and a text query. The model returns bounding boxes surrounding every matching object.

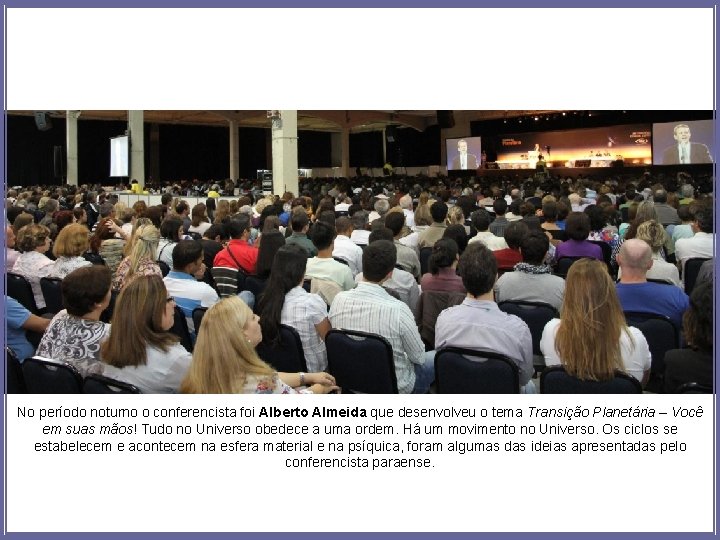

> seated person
[494,230,565,311]
[349,211,371,246]
[468,208,507,251]
[12,223,54,310]
[555,212,603,261]
[541,258,650,384]
[284,209,317,257]
[305,221,355,291]
[625,220,681,287]
[257,244,330,373]
[113,224,162,291]
[385,211,421,280]
[332,216,363,277]
[330,239,432,394]
[434,242,535,392]
[212,215,259,274]
[156,216,185,268]
[664,281,713,393]
[101,275,192,393]
[47,223,93,279]
[6,296,51,361]
[492,221,529,270]
[354,228,419,312]
[163,240,219,334]
[417,201,448,249]
[36,266,112,376]
[182,296,337,394]
[616,239,689,328]
[420,238,465,294]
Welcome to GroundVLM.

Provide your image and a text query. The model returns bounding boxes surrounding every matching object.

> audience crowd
[5,168,715,394]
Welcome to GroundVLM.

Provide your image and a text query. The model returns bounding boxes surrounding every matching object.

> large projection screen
[652,119,714,165]
[446,136,482,170]
[110,135,129,177]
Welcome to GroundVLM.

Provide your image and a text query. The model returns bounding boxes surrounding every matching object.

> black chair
[419,247,433,276]
[548,229,567,242]
[40,277,64,315]
[684,257,711,295]
[22,356,83,393]
[620,206,629,223]
[6,347,26,394]
[100,289,119,324]
[540,365,642,394]
[646,278,673,285]
[302,279,312,292]
[498,300,559,373]
[192,307,208,333]
[256,325,308,373]
[434,347,520,394]
[555,257,585,278]
[158,260,171,277]
[333,256,350,266]
[676,382,713,394]
[83,374,140,394]
[244,276,268,304]
[588,240,613,274]
[83,252,106,266]
[624,311,679,387]
[326,329,397,394]
[170,305,194,352]
[8,272,40,314]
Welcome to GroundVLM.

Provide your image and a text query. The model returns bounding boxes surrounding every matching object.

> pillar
[271,110,298,197]
[331,128,350,178]
[66,110,80,186]
[128,110,145,188]
[229,120,239,181]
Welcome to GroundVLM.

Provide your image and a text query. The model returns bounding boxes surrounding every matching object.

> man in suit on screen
[451,139,479,170]
[662,124,712,164]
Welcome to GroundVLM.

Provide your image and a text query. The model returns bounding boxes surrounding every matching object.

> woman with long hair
[540,258,650,383]
[214,199,231,224]
[181,295,337,394]
[188,203,211,236]
[112,223,161,290]
[156,216,184,268]
[101,275,191,393]
[420,238,464,293]
[256,244,330,372]
[254,230,286,279]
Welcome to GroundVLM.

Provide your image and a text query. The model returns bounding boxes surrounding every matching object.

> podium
[527,150,539,169]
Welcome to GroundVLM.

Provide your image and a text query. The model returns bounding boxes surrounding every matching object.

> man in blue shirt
[7,296,50,361]
[615,239,689,328]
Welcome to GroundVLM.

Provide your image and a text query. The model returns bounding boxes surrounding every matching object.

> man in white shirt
[399,194,415,228]
[306,221,355,291]
[468,208,508,251]
[675,206,714,273]
[332,217,363,277]
[349,211,371,246]
[163,240,218,334]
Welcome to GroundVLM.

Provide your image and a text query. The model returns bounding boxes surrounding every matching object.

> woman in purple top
[555,212,603,261]
[420,238,465,293]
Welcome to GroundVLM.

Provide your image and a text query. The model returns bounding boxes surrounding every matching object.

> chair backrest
[211,266,245,298]
[158,260,171,277]
[326,329,397,394]
[22,356,83,393]
[310,278,342,306]
[6,347,27,393]
[646,278,673,285]
[244,276,268,303]
[40,277,64,315]
[8,272,39,314]
[333,256,350,266]
[555,257,584,277]
[170,305,194,352]
[549,229,567,242]
[256,324,308,373]
[100,289,119,323]
[498,301,559,356]
[675,382,713,394]
[540,365,642,394]
[684,257,711,295]
[419,247,433,276]
[416,291,466,346]
[192,307,208,333]
[302,279,312,292]
[434,347,520,394]
[83,374,140,394]
[623,311,679,377]
[588,240,613,274]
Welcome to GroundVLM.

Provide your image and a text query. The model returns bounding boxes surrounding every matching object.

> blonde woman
[214,199,231,224]
[12,224,54,309]
[540,258,650,383]
[112,223,161,290]
[181,296,338,394]
[47,223,93,278]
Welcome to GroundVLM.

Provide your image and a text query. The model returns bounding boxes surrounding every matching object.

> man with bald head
[615,239,689,328]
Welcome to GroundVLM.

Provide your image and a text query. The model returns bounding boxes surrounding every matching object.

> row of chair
[7,349,139,394]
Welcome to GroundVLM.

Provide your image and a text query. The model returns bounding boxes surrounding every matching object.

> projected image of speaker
[437,111,455,129]
[34,111,52,131]
[386,125,397,143]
